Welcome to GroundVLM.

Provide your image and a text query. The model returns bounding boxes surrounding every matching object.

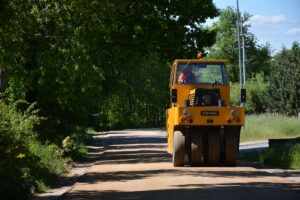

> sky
[211,0,300,54]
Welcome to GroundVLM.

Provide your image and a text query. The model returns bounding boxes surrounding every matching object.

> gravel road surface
[35,128,300,200]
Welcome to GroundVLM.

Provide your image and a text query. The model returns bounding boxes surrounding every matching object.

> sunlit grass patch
[240,114,300,142]
[239,139,300,169]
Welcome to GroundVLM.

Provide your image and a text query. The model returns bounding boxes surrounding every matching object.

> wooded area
[0,1,219,198]
[0,1,299,199]
[0,0,219,132]
[206,7,300,115]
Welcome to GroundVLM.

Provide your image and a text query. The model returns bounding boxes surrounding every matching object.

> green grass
[239,140,300,169]
[239,114,300,169]
[240,114,300,142]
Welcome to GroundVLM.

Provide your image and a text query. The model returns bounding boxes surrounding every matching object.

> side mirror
[171,89,177,103]
[240,89,246,103]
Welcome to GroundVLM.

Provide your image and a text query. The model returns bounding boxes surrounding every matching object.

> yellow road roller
[166,58,246,166]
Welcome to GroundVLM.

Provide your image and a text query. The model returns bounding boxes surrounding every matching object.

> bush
[267,42,300,116]
[29,139,67,186]
[62,127,92,161]
[0,101,67,199]
[231,73,268,113]
[264,142,300,169]
[240,139,300,169]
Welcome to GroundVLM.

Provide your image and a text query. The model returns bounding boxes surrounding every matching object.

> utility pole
[236,0,243,90]
[237,0,246,105]
[241,17,246,88]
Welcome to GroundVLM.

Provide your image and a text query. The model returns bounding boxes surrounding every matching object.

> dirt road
[55,129,300,200]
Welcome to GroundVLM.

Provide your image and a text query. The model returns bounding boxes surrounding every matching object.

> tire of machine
[225,127,240,166]
[208,129,220,166]
[191,132,203,166]
[173,131,185,167]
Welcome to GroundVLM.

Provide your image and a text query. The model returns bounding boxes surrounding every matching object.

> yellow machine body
[166,59,245,166]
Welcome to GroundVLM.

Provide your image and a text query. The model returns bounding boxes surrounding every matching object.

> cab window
[176,62,228,85]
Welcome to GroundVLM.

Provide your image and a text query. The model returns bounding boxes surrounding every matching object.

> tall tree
[97,0,219,128]
[206,7,271,82]
[0,0,219,134]
[268,42,300,116]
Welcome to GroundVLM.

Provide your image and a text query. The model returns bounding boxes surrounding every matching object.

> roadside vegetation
[239,139,300,169]
[240,114,300,142]
[0,1,219,199]
[0,100,93,200]
[206,7,300,170]
[238,114,300,169]
[0,1,299,199]
[0,101,67,199]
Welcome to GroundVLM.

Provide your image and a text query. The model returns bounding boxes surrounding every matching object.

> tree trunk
[0,70,5,92]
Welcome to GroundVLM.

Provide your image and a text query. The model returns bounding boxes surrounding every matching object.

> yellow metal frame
[166,106,245,153]
[166,59,245,154]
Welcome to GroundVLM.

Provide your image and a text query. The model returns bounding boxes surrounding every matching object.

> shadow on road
[33,130,300,200]
[62,182,300,200]
[97,148,171,165]
[79,168,295,184]
[94,131,170,165]
[105,135,167,146]
[89,131,300,182]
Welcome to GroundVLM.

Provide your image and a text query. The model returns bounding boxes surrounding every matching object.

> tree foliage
[1,1,220,197]
[206,7,272,82]
[231,73,268,113]
[268,42,300,115]
[0,0,219,135]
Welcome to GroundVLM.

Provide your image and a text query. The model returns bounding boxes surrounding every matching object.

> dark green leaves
[206,7,271,82]
[268,42,300,115]
[0,0,219,130]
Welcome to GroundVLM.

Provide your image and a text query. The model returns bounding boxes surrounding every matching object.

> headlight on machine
[231,109,238,117]
[183,109,191,117]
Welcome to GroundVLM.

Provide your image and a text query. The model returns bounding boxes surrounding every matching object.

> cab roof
[174,59,227,63]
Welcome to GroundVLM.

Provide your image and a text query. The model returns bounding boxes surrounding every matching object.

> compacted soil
[35,128,300,200]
